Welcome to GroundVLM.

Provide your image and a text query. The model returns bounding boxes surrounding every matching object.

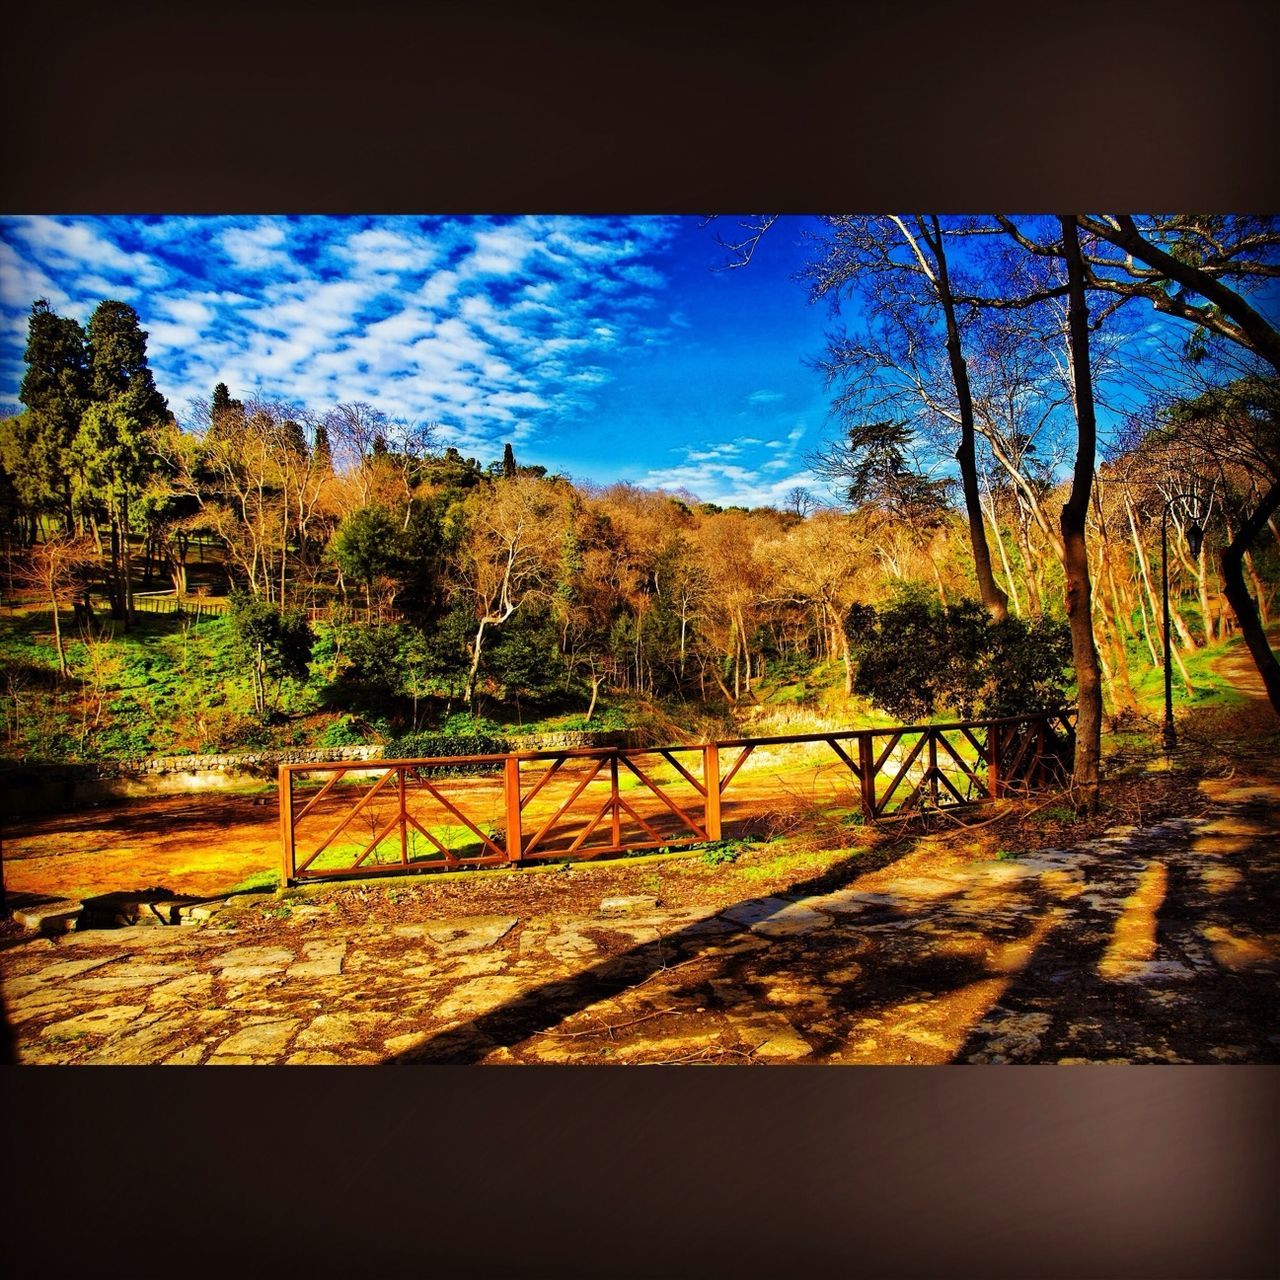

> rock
[430,974,532,1022]
[3,957,118,995]
[293,1012,388,1049]
[163,1045,207,1065]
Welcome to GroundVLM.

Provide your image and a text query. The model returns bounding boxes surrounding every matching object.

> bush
[848,596,1072,723]
[383,728,510,775]
[318,714,367,747]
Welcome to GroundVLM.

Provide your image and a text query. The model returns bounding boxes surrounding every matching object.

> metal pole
[1162,503,1176,751]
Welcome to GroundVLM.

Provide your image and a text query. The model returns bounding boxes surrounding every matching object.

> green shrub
[384,728,510,775]
[848,595,1072,723]
[318,714,367,747]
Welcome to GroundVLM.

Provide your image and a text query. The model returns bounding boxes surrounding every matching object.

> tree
[17,299,88,532]
[86,301,169,424]
[452,474,573,706]
[981,215,1280,717]
[806,216,1010,619]
[208,382,244,441]
[69,400,154,622]
[229,593,314,719]
[1162,374,1280,712]
[12,534,97,678]
[785,486,815,518]
[1058,216,1105,811]
[329,505,405,615]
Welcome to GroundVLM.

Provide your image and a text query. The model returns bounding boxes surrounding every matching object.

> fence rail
[130,592,232,619]
[279,709,1075,884]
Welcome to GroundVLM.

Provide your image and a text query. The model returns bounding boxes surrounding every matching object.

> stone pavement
[3,773,1277,1065]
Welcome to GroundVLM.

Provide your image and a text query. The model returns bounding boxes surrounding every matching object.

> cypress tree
[86,301,169,425]
[18,299,88,529]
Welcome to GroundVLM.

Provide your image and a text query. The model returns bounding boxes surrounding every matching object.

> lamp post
[1161,493,1206,752]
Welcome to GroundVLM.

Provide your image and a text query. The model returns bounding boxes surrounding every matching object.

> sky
[3,214,1274,509]
[0,214,841,508]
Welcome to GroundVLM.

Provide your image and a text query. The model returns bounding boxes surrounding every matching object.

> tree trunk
[1219,480,1280,718]
[983,489,1022,616]
[585,674,603,724]
[930,218,1010,621]
[1060,217,1104,813]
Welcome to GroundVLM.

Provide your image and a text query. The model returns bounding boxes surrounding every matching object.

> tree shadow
[382,795,1280,1066]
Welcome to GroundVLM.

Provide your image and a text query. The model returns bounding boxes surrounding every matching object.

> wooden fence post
[858,733,876,818]
[609,752,622,848]
[704,742,721,841]
[279,765,295,885]
[504,755,523,864]
[987,725,1002,799]
[398,766,408,865]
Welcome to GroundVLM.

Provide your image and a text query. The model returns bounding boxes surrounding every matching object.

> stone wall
[0,729,655,818]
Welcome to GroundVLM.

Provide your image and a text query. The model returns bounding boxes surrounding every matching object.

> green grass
[1129,631,1255,716]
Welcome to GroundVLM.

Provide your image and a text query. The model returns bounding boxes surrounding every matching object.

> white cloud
[220,221,297,273]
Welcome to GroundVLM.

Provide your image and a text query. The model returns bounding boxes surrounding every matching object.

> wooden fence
[278,709,1075,884]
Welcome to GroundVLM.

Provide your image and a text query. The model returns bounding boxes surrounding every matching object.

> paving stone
[149,974,216,1005]
[393,916,518,954]
[294,1011,389,1049]
[286,941,346,979]
[388,1025,497,1063]
[58,925,192,949]
[42,1005,154,1038]
[11,900,83,934]
[432,974,532,1022]
[599,895,661,913]
[80,1017,193,1065]
[885,876,962,899]
[721,898,832,936]
[807,889,907,915]
[6,989,81,1023]
[214,1018,301,1057]
[211,946,296,970]
[163,1045,207,1065]
[611,1031,721,1061]
[543,929,600,961]
[285,1049,381,1065]
[729,1013,814,1060]
[68,963,189,993]
[1,956,119,996]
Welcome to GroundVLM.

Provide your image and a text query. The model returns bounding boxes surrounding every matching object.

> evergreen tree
[71,301,169,622]
[313,422,333,472]
[86,301,169,425]
[17,299,88,529]
[502,442,517,477]
[208,381,243,440]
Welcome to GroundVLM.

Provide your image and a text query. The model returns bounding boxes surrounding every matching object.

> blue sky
[3,214,1274,508]
[0,214,839,507]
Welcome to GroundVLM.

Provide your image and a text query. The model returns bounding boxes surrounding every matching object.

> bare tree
[806,216,1010,619]
[13,534,96,677]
